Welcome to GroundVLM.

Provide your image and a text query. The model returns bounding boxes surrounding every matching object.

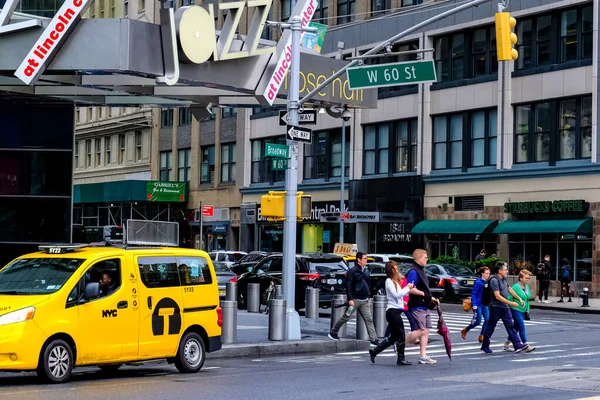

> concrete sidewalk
[529,295,600,314]
[207,310,370,359]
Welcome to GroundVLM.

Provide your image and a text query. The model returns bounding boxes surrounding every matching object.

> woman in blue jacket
[461,266,491,343]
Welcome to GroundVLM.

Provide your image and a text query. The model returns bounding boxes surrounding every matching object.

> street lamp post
[339,108,351,243]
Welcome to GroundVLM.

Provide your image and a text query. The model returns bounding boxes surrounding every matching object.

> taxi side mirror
[85,282,101,300]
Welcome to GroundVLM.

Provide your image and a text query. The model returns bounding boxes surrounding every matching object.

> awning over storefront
[492,218,593,234]
[74,180,188,204]
[411,220,499,234]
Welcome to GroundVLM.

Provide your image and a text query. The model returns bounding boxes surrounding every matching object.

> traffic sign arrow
[279,109,318,126]
[287,125,312,143]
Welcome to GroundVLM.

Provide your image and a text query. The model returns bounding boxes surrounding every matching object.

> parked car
[208,251,248,267]
[213,261,237,299]
[229,251,270,275]
[235,253,347,310]
[425,263,478,300]
[368,261,444,298]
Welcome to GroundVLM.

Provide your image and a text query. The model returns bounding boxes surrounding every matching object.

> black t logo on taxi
[152,297,182,336]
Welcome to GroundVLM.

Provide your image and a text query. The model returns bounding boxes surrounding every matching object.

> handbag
[462,297,472,312]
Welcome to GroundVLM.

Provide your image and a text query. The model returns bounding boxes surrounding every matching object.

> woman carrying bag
[369,261,414,366]
[461,267,491,343]
[504,270,536,352]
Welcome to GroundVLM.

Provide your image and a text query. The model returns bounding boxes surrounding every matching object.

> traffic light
[260,191,312,221]
[495,12,518,61]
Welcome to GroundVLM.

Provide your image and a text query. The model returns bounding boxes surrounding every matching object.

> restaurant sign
[147,181,186,202]
[504,200,588,214]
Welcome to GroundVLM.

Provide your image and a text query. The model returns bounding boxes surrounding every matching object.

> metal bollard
[356,298,373,340]
[305,287,320,319]
[373,295,387,338]
[226,282,237,302]
[268,299,287,341]
[330,294,348,338]
[247,283,260,313]
[221,300,237,344]
[274,284,283,300]
[581,287,590,307]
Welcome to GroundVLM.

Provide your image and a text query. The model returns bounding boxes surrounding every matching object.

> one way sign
[279,109,318,126]
[287,125,312,144]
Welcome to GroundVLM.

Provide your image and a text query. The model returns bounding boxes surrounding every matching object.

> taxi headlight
[0,307,35,326]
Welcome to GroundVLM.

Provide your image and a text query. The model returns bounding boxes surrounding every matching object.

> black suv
[236,253,347,310]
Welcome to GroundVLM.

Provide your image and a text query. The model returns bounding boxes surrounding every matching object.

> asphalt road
[2,305,600,400]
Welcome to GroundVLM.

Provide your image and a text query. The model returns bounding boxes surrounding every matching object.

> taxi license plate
[327,278,338,285]
[467,280,474,285]
[219,289,226,296]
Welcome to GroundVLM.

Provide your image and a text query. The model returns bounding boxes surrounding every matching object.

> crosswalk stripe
[511,351,600,362]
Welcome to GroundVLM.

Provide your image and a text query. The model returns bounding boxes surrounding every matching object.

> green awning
[411,220,499,234]
[74,180,188,204]
[492,218,593,234]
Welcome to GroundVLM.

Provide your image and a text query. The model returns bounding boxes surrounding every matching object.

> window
[337,0,355,24]
[66,259,121,306]
[395,119,418,172]
[74,141,79,168]
[177,257,213,285]
[160,151,172,181]
[76,109,80,123]
[371,0,390,16]
[118,134,126,164]
[314,1,328,24]
[85,139,92,167]
[517,6,593,71]
[104,136,111,165]
[515,96,591,164]
[331,133,350,178]
[304,130,349,180]
[99,0,104,17]
[251,137,286,184]
[281,0,291,21]
[86,107,92,122]
[178,149,191,182]
[135,131,142,161]
[94,138,101,167]
[139,0,145,12]
[222,107,237,119]
[200,146,215,184]
[138,257,180,288]
[470,109,497,167]
[124,0,128,16]
[179,108,192,125]
[433,114,463,169]
[221,143,236,183]
[161,109,173,127]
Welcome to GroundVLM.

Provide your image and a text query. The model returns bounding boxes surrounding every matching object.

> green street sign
[347,60,437,90]
[147,181,186,202]
[265,143,289,158]
[271,158,288,170]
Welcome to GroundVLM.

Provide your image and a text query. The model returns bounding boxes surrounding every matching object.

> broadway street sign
[347,60,437,90]
[279,109,317,126]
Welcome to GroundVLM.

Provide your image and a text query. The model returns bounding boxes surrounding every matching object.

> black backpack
[480,277,495,306]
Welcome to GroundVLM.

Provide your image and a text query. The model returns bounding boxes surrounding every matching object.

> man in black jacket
[329,252,379,346]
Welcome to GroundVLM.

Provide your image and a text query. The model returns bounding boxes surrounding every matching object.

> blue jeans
[465,305,489,335]
[482,306,523,350]
[507,309,528,344]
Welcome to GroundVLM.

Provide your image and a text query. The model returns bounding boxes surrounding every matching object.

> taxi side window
[177,257,212,286]
[138,256,180,288]
[66,258,122,308]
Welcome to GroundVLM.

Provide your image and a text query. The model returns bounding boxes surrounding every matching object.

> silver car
[213,261,237,299]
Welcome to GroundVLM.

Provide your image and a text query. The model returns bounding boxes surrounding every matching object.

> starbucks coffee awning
[411,220,499,235]
[492,218,593,234]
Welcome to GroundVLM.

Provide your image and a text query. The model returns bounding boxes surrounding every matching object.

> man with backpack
[480,261,535,354]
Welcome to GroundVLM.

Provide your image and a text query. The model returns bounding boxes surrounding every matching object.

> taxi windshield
[0,258,84,295]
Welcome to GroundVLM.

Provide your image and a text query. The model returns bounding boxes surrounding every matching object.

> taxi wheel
[174,332,206,373]
[37,339,74,384]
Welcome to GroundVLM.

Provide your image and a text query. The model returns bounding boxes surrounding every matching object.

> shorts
[410,308,432,330]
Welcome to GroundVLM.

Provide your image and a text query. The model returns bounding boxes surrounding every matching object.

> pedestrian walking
[369,261,414,365]
[504,270,535,351]
[461,266,491,343]
[475,249,487,262]
[329,251,380,346]
[534,256,552,303]
[404,249,440,365]
[480,261,534,354]
[558,258,573,303]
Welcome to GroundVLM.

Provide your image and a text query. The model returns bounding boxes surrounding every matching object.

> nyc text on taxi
[0,244,223,383]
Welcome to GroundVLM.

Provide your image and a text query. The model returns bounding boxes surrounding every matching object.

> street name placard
[264,143,289,158]
[347,60,437,90]
[271,158,289,170]
[287,125,312,143]
[279,109,318,126]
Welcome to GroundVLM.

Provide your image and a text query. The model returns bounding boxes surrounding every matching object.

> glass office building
[0,0,65,18]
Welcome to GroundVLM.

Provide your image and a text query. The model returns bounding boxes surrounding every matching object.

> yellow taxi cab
[328,243,375,266]
[0,242,222,383]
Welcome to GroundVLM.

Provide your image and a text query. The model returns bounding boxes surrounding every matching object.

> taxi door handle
[117,301,128,309]
[147,296,153,310]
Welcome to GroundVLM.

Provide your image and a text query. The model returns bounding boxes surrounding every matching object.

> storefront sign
[504,200,587,214]
[320,211,380,223]
[147,181,186,202]
[14,0,93,84]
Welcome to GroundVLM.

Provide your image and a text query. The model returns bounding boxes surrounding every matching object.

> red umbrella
[435,304,452,361]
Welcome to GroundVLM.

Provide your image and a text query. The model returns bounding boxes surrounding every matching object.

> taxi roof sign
[332,243,358,256]
[38,244,88,254]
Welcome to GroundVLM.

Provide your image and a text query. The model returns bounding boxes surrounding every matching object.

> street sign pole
[340,117,346,243]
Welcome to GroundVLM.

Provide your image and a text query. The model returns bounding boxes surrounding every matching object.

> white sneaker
[503,341,514,352]
[536,299,542,303]
[543,300,551,304]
